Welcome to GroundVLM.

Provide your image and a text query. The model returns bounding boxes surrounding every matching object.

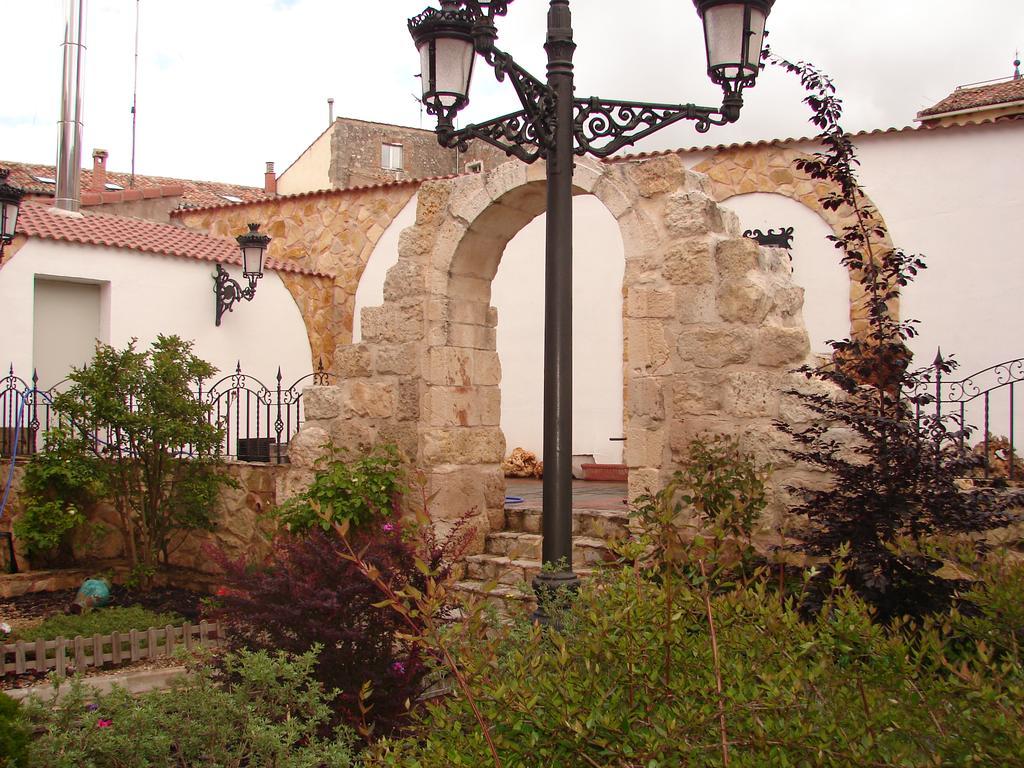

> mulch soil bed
[1,585,207,691]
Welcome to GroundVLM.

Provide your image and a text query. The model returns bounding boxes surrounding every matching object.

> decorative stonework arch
[694,145,897,335]
[291,155,815,550]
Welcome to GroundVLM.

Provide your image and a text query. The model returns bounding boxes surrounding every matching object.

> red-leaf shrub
[211,514,470,740]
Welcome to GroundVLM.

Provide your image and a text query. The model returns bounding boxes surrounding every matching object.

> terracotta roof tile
[917,78,1024,118]
[15,201,333,278]
[1,161,271,209]
[602,114,1024,163]
[170,173,462,216]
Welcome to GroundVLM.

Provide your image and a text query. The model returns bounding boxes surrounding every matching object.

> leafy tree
[765,51,1021,620]
[36,335,232,585]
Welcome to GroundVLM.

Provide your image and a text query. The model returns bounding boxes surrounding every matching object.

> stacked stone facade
[285,156,816,550]
[688,145,896,337]
[328,118,510,189]
[176,183,419,372]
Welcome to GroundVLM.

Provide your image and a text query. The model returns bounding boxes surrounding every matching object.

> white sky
[4,0,1022,187]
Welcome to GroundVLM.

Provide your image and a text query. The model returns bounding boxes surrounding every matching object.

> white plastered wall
[0,238,313,389]
[356,193,626,465]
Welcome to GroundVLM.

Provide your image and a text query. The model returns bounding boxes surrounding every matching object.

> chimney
[90,148,108,191]
[328,97,335,126]
[264,161,277,195]
[55,0,87,212]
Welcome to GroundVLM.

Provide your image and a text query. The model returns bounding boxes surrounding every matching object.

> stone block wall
[329,118,510,189]
[283,156,821,548]
[176,183,418,372]
[689,145,898,337]
[1,461,290,576]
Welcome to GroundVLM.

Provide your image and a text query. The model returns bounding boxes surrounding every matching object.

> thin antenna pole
[130,0,140,188]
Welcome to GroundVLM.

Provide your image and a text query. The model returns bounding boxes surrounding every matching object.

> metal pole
[533,0,579,615]
[55,0,87,212]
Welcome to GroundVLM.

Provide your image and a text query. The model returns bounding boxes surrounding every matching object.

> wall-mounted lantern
[0,169,25,259]
[214,223,270,326]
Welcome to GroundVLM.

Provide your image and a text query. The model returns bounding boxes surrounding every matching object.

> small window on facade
[465,160,484,173]
[381,143,404,171]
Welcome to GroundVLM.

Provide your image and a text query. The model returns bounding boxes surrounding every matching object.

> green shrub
[366,562,1024,767]
[22,648,357,768]
[0,692,30,768]
[274,443,404,532]
[362,466,1024,768]
[15,606,182,643]
[13,434,106,566]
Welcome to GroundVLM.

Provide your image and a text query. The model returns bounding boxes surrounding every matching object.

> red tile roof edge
[601,114,1024,163]
[1,161,271,209]
[169,116,1020,214]
[170,172,465,216]
[81,184,185,206]
[917,77,1024,118]
[16,201,335,280]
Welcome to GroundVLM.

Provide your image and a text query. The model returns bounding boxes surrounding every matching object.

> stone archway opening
[292,155,816,552]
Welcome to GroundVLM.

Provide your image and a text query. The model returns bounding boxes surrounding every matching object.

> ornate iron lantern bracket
[214,264,259,327]
[214,223,271,327]
[743,226,794,249]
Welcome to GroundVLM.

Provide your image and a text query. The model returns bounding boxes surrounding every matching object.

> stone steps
[454,504,630,614]
[503,506,631,540]
[464,554,596,585]
[483,531,616,564]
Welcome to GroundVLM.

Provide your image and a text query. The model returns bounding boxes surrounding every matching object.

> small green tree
[36,335,232,584]
[764,52,1022,620]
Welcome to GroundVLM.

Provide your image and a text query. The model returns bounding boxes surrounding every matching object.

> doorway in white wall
[32,277,104,388]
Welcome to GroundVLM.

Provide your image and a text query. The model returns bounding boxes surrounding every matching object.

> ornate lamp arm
[485,48,555,136]
[439,108,547,162]
[214,264,259,327]
[572,96,738,158]
[436,42,556,162]
[437,43,742,163]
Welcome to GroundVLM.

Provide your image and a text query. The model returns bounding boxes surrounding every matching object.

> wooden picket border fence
[2,620,225,676]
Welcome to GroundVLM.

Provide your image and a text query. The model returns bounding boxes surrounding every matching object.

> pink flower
[391,661,406,675]
[215,587,229,596]
[382,523,396,533]
[97,718,113,728]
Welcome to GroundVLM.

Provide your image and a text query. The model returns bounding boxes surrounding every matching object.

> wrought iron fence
[907,354,1023,482]
[0,361,331,464]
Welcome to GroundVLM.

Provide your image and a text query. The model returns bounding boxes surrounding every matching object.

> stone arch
[695,145,896,336]
[293,155,814,550]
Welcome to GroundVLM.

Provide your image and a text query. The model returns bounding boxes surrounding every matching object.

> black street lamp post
[409,0,774,615]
